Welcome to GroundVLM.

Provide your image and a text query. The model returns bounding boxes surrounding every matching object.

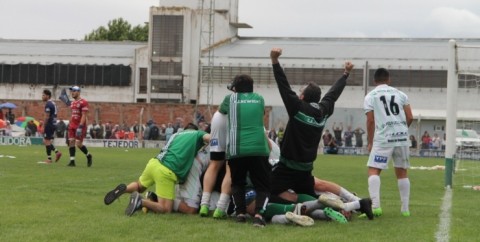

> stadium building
[1,0,480,138]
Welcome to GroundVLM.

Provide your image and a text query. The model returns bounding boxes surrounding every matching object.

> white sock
[368,175,381,208]
[339,187,360,202]
[173,199,181,212]
[303,200,324,211]
[200,192,211,206]
[343,200,360,212]
[216,193,231,211]
[398,178,410,212]
[271,215,290,224]
[309,209,328,220]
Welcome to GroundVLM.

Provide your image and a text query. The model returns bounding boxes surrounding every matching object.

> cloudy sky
[1,0,479,40]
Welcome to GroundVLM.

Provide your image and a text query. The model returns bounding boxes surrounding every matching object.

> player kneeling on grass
[104,123,210,216]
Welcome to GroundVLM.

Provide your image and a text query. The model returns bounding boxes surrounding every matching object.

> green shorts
[139,158,178,200]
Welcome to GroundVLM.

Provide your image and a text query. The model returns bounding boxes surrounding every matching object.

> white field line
[435,187,452,242]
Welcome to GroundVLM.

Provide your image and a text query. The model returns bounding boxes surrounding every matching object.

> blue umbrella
[0,102,17,109]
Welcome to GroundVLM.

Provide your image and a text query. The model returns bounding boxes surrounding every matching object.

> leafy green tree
[129,23,149,42]
[84,18,148,41]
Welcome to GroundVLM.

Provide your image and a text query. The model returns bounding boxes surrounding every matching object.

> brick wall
[3,100,271,127]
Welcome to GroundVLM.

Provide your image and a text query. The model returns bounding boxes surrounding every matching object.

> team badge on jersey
[374,155,388,163]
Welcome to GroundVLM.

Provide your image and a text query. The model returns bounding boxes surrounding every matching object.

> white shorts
[209,111,227,154]
[367,146,410,170]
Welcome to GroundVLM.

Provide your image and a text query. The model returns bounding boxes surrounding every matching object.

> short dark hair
[374,68,390,83]
[184,123,199,130]
[302,82,321,103]
[43,89,52,97]
[231,74,253,93]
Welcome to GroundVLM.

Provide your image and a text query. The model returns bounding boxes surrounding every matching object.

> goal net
[446,40,480,190]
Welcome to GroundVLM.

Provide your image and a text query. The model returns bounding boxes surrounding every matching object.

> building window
[204,66,363,86]
[151,79,183,93]
[151,61,182,76]
[139,68,148,94]
[0,63,131,86]
[368,69,447,88]
[151,15,184,57]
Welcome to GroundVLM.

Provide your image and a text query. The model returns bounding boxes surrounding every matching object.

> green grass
[0,146,478,242]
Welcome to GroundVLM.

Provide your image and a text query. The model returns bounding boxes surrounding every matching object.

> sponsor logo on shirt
[387,138,408,143]
[374,155,388,163]
[210,138,218,146]
[234,100,261,104]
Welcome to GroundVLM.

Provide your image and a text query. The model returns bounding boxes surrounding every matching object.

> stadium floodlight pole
[445,39,458,188]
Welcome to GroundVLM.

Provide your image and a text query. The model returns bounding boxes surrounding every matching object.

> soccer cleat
[87,154,93,167]
[293,203,307,215]
[125,192,143,216]
[359,198,374,220]
[252,216,266,228]
[285,211,314,227]
[318,193,345,210]
[44,159,52,164]
[199,205,209,217]
[401,211,410,217]
[373,207,383,217]
[236,214,247,223]
[213,208,227,219]
[67,161,76,167]
[55,152,62,162]
[324,207,348,224]
[104,184,127,205]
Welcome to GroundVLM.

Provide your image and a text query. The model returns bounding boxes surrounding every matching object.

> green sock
[264,203,295,220]
[297,194,317,203]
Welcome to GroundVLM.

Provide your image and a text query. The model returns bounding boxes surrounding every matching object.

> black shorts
[270,163,316,197]
[44,124,56,140]
[210,151,226,161]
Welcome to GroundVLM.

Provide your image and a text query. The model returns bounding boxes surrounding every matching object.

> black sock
[46,145,52,160]
[80,145,89,155]
[69,146,76,158]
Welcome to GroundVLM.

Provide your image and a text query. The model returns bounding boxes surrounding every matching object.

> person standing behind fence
[421,131,431,150]
[332,122,343,147]
[354,127,365,147]
[219,74,271,227]
[364,68,413,218]
[344,125,354,147]
[409,135,417,149]
[165,123,174,142]
[431,133,442,150]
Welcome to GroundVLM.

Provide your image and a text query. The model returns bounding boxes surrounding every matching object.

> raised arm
[270,48,302,116]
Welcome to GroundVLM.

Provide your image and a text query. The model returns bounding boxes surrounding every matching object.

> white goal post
[445,39,480,188]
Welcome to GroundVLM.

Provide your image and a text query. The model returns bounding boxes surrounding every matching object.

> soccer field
[0,146,478,242]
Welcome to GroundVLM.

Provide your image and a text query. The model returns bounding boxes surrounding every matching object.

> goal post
[445,39,480,189]
[445,40,458,188]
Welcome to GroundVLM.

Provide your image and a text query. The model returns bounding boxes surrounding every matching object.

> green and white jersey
[156,129,207,183]
[219,92,270,159]
[364,84,410,147]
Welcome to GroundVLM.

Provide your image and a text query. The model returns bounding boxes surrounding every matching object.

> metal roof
[212,37,480,65]
[0,39,145,65]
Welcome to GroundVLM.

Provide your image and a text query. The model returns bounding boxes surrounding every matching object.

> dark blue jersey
[45,100,58,125]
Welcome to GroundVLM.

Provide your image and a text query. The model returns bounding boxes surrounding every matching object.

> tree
[84,18,148,42]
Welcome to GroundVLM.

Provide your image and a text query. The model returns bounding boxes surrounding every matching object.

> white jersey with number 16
[364,84,410,147]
